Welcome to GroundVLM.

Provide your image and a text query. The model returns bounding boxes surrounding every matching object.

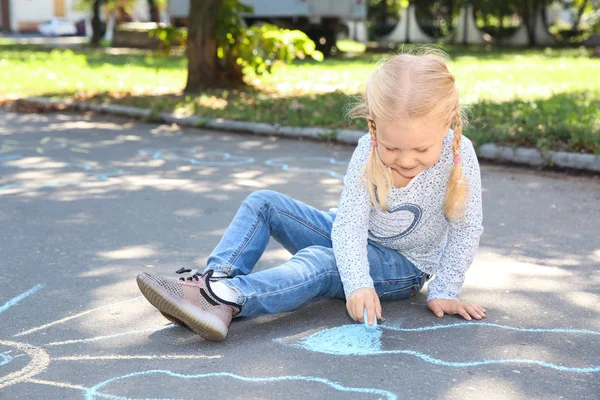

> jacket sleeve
[332,135,375,299]
[426,139,484,301]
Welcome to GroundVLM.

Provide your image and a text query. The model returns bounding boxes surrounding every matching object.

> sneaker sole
[137,274,228,341]
[160,311,189,330]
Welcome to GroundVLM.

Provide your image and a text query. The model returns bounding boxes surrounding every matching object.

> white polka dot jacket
[331,131,484,301]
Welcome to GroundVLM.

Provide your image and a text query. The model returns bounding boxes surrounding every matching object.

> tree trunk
[572,0,589,33]
[522,0,536,46]
[148,0,160,23]
[184,0,223,93]
[378,0,388,34]
[90,0,103,47]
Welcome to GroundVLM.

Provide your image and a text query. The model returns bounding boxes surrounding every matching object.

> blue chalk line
[138,149,256,166]
[383,322,600,336]
[0,154,123,191]
[84,370,398,400]
[0,284,44,314]
[265,157,348,179]
[48,324,177,346]
[281,323,600,373]
[0,352,13,366]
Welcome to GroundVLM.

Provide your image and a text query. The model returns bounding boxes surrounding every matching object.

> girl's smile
[374,117,450,183]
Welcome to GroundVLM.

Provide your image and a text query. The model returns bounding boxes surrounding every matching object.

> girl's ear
[441,120,451,139]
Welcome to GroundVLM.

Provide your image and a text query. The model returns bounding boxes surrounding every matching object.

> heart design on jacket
[369,203,422,240]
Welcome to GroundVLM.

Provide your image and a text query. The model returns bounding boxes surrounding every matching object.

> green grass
[0,43,598,153]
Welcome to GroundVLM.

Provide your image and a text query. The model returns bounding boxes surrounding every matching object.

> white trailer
[168,0,367,55]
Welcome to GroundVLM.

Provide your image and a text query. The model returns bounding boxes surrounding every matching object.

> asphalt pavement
[1,109,598,399]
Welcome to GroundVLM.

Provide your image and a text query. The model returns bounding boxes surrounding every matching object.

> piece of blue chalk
[364,308,377,328]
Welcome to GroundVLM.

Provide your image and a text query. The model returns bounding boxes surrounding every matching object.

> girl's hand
[346,287,382,326]
[427,299,486,320]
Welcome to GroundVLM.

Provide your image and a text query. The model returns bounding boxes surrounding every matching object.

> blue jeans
[205,190,429,318]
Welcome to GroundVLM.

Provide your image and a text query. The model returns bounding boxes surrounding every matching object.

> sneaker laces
[175,267,202,282]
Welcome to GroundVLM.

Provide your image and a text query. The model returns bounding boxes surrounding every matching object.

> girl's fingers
[427,301,444,318]
[355,302,365,323]
[376,299,383,320]
[346,302,355,321]
[365,297,376,326]
[469,304,486,319]
[458,308,472,320]
[465,305,482,320]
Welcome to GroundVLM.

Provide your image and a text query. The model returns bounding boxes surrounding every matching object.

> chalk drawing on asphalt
[81,370,399,400]
[0,136,140,155]
[265,157,348,179]
[0,287,215,391]
[138,148,348,179]
[0,154,123,191]
[275,323,600,373]
[138,148,256,166]
[0,287,397,400]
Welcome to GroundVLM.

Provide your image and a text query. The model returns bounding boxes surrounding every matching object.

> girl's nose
[396,157,415,169]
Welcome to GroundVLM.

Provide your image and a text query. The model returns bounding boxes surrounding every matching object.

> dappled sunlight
[118,175,212,194]
[203,192,233,202]
[257,248,293,264]
[54,211,94,225]
[97,245,157,260]
[36,181,124,202]
[197,95,228,110]
[148,124,184,136]
[319,178,343,186]
[198,227,227,239]
[443,375,523,399]
[231,170,264,179]
[592,249,600,263]
[46,120,135,133]
[565,292,600,313]
[229,178,268,189]
[78,265,134,278]
[43,294,175,349]
[466,251,593,292]
[236,140,268,150]
[221,182,256,191]
[267,80,362,96]
[0,154,124,196]
[173,208,205,218]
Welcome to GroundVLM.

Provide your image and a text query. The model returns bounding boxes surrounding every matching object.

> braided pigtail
[444,112,469,223]
[364,119,393,211]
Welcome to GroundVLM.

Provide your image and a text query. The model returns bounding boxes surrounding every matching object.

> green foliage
[149,25,187,56]
[221,23,324,76]
[413,0,462,38]
[74,0,136,12]
[468,91,599,154]
[367,0,408,37]
[216,0,323,77]
[2,43,598,153]
[149,0,322,78]
[548,0,600,43]
[216,0,253,49]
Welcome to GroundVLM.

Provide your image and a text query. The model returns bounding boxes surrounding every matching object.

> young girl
[137,48,485,342]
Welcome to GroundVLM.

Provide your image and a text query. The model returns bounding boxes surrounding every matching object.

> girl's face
[374,117,449,180]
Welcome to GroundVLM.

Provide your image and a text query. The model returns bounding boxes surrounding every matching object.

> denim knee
[294,245,338,275]
[244,190,281,210]
[297,245,343,298]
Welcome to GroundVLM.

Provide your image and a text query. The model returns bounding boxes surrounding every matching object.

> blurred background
[1,0,598,155]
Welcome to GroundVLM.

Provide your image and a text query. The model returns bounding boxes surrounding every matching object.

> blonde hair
[347,47,468,223]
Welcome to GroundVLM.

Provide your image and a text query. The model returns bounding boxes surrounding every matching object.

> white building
[0,0,151,33]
